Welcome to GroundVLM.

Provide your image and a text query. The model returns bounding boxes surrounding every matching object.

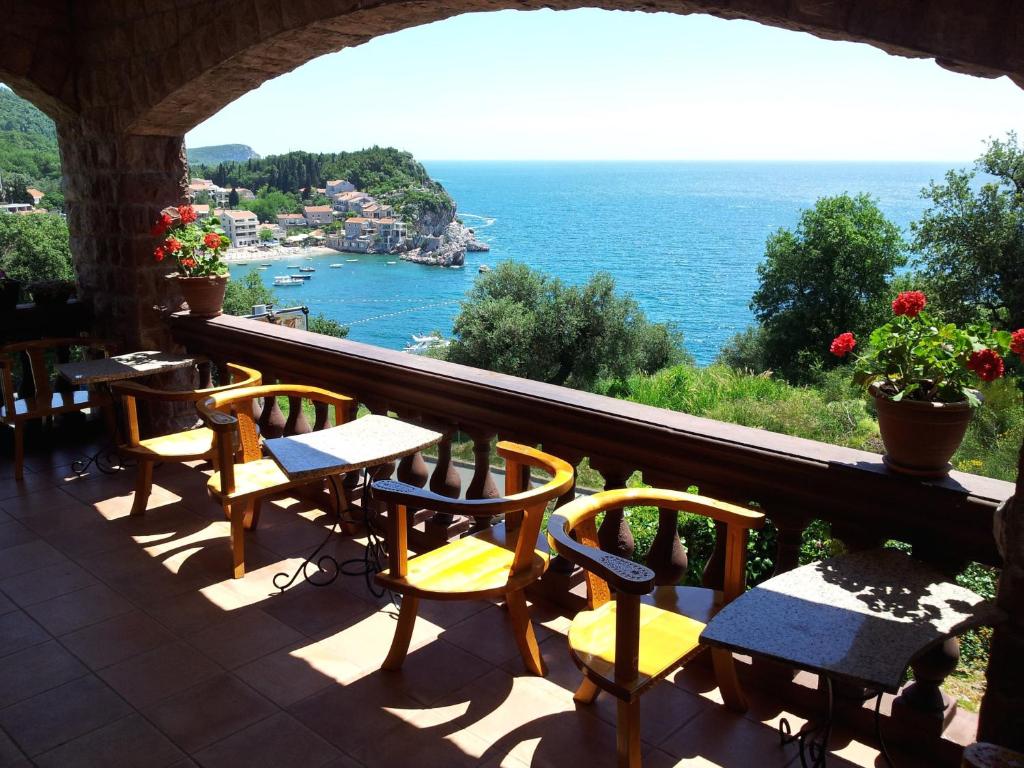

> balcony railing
[170,312,1013,757]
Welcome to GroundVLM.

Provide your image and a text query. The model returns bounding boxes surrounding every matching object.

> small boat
[273,275,304,286]
[347,258,359,262]
[286,265,300,269]
[404,334,450,353]
[294,274,313,280]
[305,256,314,260]
[386,261,397,265]
[298,266,315,273]
[260,262,272,267]
[478,264,491,273]
[329,263,344,268]
[258,266,269,271]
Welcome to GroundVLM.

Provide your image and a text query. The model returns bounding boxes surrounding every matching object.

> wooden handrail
[170,312,1013,567]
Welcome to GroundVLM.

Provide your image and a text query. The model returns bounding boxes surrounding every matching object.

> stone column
[58,121,189,351]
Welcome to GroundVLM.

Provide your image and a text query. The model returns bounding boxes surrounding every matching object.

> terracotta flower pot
[176,274,228,318]
[869,383,975,478]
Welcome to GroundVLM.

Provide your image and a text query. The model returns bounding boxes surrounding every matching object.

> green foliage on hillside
[0,87,64,208]
[0,87,56,138]
[191,146,454,226]
[223,270,276,316]
[447,262,688,389]
[186,144,259,165]
[0,213,73,283]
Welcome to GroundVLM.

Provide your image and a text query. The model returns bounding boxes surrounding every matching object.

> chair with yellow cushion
[112,363,262,516]
[370,442,574,676]
[547,488,764,768]
[197,384,354,578]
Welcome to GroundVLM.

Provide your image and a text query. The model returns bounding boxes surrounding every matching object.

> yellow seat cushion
[568,599,706,700]
[377,532,547,599]
[127,427,215,460]
[208,458,293,501]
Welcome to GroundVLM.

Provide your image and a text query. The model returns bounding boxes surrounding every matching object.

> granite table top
[57,351,198,385]
[700,548,1004,693]
[264,414,442,481]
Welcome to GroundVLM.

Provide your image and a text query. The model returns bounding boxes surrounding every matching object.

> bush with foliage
[308,314,349,339]
[0,212,73,283]
[223,270,276,316]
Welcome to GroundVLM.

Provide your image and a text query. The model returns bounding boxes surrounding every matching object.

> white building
[302,205,334,227]
[276,213,307,228]
[326,179,355,196]
[218,209,259,247]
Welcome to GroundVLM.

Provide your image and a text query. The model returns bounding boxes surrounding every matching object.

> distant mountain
[0,85,62,205]
[0,86,56,139]
[187,144,260,165]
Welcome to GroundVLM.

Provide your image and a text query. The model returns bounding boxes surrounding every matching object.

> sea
[228,161,961,365]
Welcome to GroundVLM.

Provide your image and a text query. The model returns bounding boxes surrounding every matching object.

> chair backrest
[0,337,111,421]
[196,384,355,496]
[372,441,575,579]
[112,362,262,445]
[547,488,765,607]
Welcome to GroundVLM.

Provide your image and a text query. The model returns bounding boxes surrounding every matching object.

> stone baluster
[701,521,728,591]
[541,444,584,576]
[196,359,214,390]
[643,472,690,586]
[589,459,634,560]
[396,411,430,490]
[54,344,73,395]
[465,427,499,531]
[258,393,285,438]
[770,507,812,577]
[283,395,312,436]
[312,400,330,431]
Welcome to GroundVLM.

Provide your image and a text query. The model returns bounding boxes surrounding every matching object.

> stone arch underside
[2,1,1023,136]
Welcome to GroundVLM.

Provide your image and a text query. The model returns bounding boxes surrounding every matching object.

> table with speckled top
[700,548,1003,767]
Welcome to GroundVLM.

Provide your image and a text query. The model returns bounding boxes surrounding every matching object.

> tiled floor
[0,428,948,767]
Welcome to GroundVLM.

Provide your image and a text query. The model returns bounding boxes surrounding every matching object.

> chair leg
[574,677,601,704]
[506,589,546,676]
[243,498,262,530]
[130,460,153,516]
[616,699,642,768]
[711,648,748,713]
[227,502,246,579]
[382,595,419,671]
[13,423,24,481]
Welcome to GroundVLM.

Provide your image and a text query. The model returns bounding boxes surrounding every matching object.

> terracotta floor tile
[289,669,422,757]
[187,606,304,669]
[0,723,29,767]
[192,711,341,768]
[440,603,554,669]
[0,521,36,551]
[0,610,49,659]
[24,582,133,636]
[61,609,175,669]
[0,539,67,580]
[307,605,445,675]
[250,517,335,557]
[589,678,713,749]
[99,640,222,708]
[13,500,104,537]
[0,674,132,756]
[33,713,186,768]
[387,638,494,706]
[0,560,99,607]
[143,674,278,754]
[0,592,14,615]
[144,589,246,634]
[356,704,493,768]
[261,582,376,637]
[0,470,58,504]
[44,521,136,559]
[416,595,492,630]
[0,639,88,708]
[234,638,362,708]
[658,704,798,767]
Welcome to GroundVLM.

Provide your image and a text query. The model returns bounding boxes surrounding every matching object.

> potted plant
[0,268,21,311]
[151,204,230,317]
[831,291,1023,477]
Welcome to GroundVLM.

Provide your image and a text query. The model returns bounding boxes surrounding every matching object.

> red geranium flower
[1010,328,1024,358]
[164,237,181,252]
[177,205,197,224]
[153,246,166,262]
[892,291,927,317]
[203,232,222,250]
[830,332,856,357]
[967,348,1005,382]
[150,213,172,237]
[181,257,197,269]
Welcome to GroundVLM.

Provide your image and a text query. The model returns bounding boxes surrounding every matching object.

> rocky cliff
[401,221,488,267]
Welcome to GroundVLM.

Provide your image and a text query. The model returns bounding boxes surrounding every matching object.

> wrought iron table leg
[780,676,834,767]
[71,445,133,476]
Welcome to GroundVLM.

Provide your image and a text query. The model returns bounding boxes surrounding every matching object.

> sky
[185,9,1024,162]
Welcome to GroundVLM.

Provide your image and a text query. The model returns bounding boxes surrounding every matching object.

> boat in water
[404,333,450,354]
[386,261,397,265]
[259,262,272,267]
[294,274,313,280]
[298,266,315,273]
[329,263,344,268]
[346,258,359,262]
[258,266,269,271]
[478,264,491,273]
[273,275,304,286]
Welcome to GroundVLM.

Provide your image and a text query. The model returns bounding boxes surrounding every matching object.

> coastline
[223,245,338,264]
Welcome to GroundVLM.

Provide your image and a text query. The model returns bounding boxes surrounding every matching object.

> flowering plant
[831,291,1023,407]
[150,205,229,277]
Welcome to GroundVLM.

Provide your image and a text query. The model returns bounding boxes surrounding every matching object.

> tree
[447,262,687,389]
[223,270,276,316]
[0,212,73,282]
[912,132,1024,328]
[308,314,349,339]
[227,187,240,207]
[258,227,274,243]
[748,194,905,381]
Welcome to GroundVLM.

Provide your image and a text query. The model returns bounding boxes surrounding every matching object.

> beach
[222,244,338,264]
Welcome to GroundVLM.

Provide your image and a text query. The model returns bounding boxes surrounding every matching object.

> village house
[276,213,307,228]
[188,179,228,205]
[192,203,211,220]
[24,187,44,205]
[258,223,283,244]
[302,205,334,226]
[0,203,34,214]
[234,187,256,201]
[217,209,260,247]
[376,217,407,248]
[332,190,373,212]
[326,179,355,195]
[337,216,374,252]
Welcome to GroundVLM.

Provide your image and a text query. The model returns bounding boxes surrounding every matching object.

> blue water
[229,161,959,364]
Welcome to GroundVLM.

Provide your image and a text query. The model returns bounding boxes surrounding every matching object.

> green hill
[187,144,260,165]
[0,86,62,206]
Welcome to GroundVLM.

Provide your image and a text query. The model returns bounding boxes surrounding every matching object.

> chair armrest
[547,510,656,595]
[371,479,537,517]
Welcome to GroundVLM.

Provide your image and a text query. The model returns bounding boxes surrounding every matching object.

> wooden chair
[111,363,262,516]
[370,442,574,676]
[197,384,354,578]
[0,337,113,480]
[547,488,765,768]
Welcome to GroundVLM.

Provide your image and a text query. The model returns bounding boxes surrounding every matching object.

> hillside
[186,143,260,165]
[0,86,62,206]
